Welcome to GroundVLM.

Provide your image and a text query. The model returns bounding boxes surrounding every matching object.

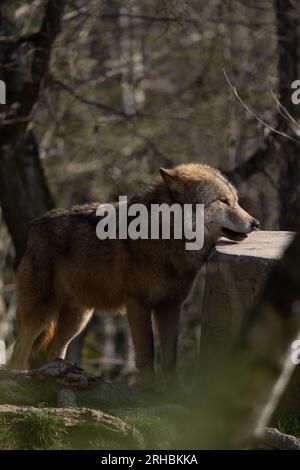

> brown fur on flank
[10,164,259,382]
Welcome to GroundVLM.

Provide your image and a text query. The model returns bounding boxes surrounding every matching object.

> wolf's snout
[250,218,260,231]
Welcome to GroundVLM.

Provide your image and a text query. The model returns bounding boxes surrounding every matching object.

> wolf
[10,164,259,382]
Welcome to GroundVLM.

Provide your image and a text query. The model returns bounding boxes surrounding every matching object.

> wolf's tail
[31,320,57,356]
[26,320,58,369]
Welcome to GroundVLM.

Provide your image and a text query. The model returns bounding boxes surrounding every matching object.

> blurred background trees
[0,0,299,379]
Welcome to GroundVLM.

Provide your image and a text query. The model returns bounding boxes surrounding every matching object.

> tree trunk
[0,129,54,265]
[276,0,300,230]
[228,1,300,231]
[0,1,66,264]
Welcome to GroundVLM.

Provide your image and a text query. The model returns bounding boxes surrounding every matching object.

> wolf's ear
[160,168,184,195]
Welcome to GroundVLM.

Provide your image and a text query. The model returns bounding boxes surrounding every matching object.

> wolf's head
[160,163,259,242]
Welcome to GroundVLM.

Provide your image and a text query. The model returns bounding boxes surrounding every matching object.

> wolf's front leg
[154,302,181,387]
[126,298,154,389]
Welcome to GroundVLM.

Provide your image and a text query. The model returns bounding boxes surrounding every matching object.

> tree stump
[200,230,299,417]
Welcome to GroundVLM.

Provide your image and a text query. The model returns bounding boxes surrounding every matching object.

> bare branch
[271,89,300,130]
[51,79,199,126]
[0,34,37,45]
[223,69,300,145]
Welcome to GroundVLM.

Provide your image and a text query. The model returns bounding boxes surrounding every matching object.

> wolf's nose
[251,218,260,230]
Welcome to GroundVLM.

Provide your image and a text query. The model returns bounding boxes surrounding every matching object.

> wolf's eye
[220,198,230,205]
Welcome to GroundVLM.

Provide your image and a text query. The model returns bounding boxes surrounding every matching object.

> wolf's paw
[29,358,89,388]
[137,366,156,392]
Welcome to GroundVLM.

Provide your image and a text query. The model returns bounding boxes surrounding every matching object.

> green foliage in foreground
[0,411,66,450]
[276,417,300,439]
[114,409,177,450]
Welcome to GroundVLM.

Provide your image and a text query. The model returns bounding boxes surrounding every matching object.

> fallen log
[0,404,144,449]
[262,427,300,450]
[0,359,150,409]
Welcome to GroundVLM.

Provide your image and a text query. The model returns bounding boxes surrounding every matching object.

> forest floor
[1,360,300,450]
[0,360,184,450]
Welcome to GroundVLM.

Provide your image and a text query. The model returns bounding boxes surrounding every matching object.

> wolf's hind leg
[45,305,93,362]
